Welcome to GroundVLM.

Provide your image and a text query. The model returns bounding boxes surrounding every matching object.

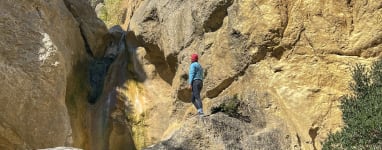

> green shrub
[323,60,382,150]
[211,95,240,117]
[211,94,251,123]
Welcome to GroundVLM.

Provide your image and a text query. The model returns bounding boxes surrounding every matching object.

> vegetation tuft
[211,94,251,123]
[98,0,125,28]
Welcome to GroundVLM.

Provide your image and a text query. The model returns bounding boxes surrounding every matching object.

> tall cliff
[104,0,382,149]
[0,0,109,149]
[0,0,381,150]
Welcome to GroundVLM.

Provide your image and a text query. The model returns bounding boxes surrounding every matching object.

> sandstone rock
[38,147,82,150]
[64,0,109,58]
[0,0,107,149]
[87,26,137,150]
[3,0,377,149]
[146,115,288,150]
[0,0,77,148]
[144,93,288,150]
[119,0,382,149]
[95,3,106,19]
[89,0,103,8]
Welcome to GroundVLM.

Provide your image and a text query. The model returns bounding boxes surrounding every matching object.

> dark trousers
[191,79,203,112]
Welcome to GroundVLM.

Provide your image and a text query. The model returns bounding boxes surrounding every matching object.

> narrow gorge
[1,0,381,150]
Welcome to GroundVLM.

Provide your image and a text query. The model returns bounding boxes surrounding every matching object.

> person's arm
[189,63,195,89]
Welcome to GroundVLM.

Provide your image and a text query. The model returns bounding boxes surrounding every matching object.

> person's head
[191,54,198,62]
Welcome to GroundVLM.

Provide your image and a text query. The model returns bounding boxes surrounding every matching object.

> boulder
[0,0,108,149]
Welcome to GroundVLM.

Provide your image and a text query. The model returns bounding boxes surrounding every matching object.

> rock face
[0,0,108,149]
[38,147,82,150]
[1,0,381,149]
[88,27,136,150]
[115,0,382,149]
[64,0,110,58]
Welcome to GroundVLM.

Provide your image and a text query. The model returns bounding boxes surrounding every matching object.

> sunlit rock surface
[116,0,382,149]
[1,0,381,149]
[0,0,107,149]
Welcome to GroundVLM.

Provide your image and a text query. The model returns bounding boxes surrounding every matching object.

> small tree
[323,60,382,150]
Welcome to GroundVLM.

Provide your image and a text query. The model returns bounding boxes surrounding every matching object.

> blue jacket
[189,62,203,84]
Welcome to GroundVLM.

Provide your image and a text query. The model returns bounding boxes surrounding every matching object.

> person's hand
[188,84,192,90]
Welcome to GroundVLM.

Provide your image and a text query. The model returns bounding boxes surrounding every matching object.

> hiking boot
[198,112,205,117]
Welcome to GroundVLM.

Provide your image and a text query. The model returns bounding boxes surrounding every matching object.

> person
[189,54,204,116]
